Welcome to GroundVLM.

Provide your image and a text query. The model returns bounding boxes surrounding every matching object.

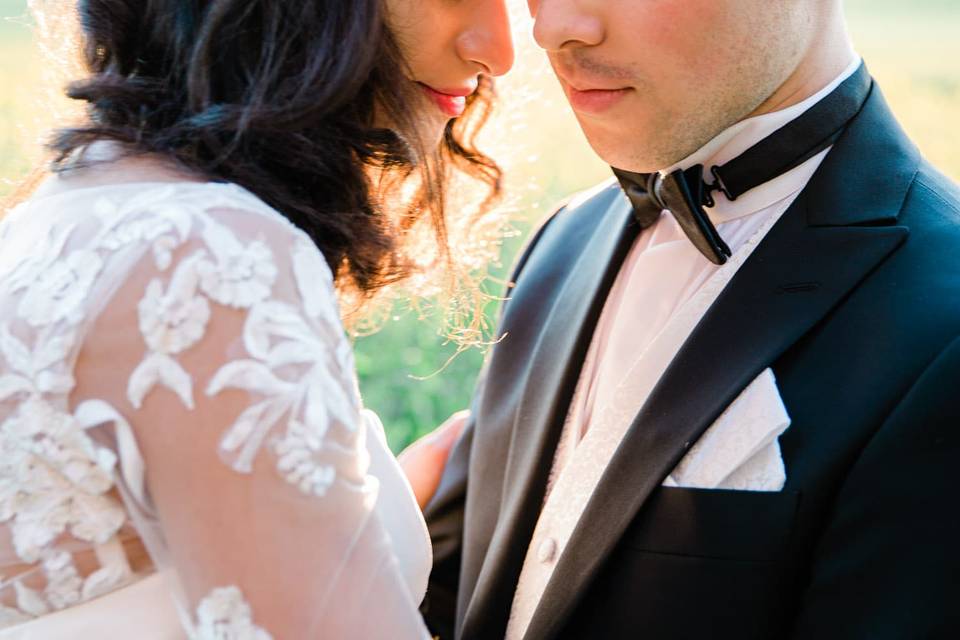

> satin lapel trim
[461,188,638,637]
[524,193,909,640]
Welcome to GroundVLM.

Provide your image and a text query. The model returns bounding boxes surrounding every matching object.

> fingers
[398,410,471,510]
[429,410,470,449]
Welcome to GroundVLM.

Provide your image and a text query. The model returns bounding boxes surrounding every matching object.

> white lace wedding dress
[0,161,432,638]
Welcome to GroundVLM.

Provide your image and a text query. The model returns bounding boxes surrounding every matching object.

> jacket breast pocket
[621,485,802,562]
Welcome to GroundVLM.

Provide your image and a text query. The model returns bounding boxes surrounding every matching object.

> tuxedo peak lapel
[523,83,919,640]
[805,82,921,227]
[461,184,639,639]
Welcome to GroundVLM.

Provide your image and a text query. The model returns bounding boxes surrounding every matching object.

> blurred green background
[1,0,958,452]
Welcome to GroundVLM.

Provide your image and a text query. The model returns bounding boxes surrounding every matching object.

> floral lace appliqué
[192,586,272,640]
[196,225,277,309]
[0,182,363,634]
[128,253,212,410]
[0,184,287,625]
[5,224,104,329]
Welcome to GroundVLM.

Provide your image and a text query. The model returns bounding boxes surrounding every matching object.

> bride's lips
[419,83,473,118]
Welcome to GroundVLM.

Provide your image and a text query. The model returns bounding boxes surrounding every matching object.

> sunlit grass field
[1,0,958,451]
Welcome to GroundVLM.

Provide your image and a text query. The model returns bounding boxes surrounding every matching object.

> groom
[421,0,960,638]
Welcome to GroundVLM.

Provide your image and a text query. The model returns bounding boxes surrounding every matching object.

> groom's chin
[573,110,720,175]
[574,121,672,175]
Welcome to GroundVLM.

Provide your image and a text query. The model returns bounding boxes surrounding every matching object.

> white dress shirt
[505,56,862,640]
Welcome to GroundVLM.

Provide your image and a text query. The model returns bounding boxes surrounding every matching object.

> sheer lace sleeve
[0,183,430,638]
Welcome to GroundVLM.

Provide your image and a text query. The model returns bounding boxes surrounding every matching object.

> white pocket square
[662,368,791,492]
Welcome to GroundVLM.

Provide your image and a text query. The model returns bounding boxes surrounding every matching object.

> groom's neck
[748,4,857,118]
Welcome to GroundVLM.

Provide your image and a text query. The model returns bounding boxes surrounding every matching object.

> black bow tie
[613,62,873,265]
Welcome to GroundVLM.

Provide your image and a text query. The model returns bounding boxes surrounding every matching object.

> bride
[0,0,513,637]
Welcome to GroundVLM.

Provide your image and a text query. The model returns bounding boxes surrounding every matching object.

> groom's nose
[530,0,605,52]
[458,0,515,76]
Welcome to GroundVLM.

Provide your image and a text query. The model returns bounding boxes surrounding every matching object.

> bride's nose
[456,0,515,76]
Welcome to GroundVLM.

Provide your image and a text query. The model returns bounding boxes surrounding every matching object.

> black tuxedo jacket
[422,79,960,639]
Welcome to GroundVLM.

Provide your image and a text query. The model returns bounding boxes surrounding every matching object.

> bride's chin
[421,121,449,149]
[397,120,450,157]
[373,97,451,152]
[408,108,450,148]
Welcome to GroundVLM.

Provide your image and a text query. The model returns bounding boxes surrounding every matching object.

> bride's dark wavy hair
[45,0,502,314]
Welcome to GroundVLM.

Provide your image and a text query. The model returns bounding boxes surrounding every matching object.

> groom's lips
[567,85,633,115]
[560,77,633,115]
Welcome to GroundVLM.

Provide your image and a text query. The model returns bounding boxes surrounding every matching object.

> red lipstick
[419,83,472,117]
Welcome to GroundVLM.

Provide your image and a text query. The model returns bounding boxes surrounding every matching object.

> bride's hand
[399,410,470,510]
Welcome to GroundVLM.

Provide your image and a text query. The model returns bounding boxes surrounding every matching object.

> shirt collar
[661,55,863,226]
